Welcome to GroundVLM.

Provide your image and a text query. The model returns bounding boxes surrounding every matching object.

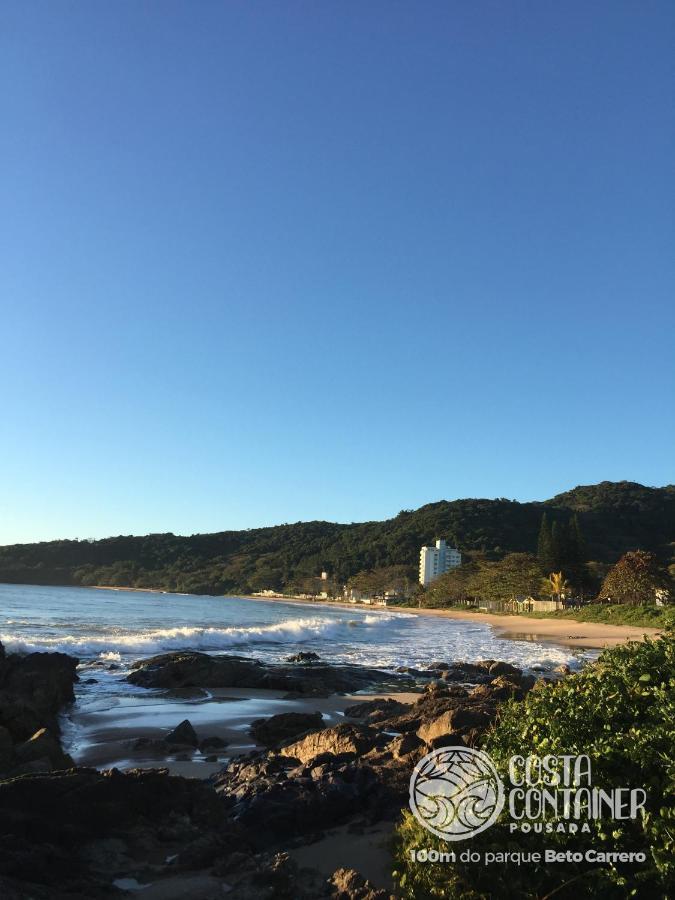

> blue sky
[1,1,673,545]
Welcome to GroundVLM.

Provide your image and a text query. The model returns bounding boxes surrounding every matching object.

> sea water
[0,582,593,767]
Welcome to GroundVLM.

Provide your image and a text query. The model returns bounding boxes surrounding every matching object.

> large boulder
[488,661,522,677]
[128,651,405,696]
[0,652,78,742]
[343,698,410,724]
[127,652,264,689]
[416,705,496,746]
[14,728,74,771]
[250,711,324,747]
[280,724,377,764]
[439,661,494,684]
[165,719,199,747]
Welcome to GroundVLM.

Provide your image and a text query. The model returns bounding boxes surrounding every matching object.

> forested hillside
[0,481,672,596]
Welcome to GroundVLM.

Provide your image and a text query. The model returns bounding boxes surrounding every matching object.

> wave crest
[0,614,386,659]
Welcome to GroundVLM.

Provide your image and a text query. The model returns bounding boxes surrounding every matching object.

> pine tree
[537,514,555,573]
[550,520,565,573]
[566,514,588,588]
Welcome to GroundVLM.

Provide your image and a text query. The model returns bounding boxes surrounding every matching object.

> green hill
[0,481,672,595]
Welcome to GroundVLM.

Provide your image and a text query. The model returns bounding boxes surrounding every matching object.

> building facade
[419,538,461,586]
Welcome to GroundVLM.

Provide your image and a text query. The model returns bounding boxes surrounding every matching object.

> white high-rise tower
[419,538,461,586]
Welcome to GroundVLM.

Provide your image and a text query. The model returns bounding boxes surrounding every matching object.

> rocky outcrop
[343,698,409,725]
[280,723,378,764]
[250,711,324,747]
[0,641,79,777]
[128,651,408,696]
[0,766,244,897]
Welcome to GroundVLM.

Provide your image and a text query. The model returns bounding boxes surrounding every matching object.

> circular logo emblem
[409,746,505,841]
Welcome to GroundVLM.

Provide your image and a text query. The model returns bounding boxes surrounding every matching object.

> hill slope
[0,481,672,595]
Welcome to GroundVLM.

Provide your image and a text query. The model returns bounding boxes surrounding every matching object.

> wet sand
[67,685,421,777]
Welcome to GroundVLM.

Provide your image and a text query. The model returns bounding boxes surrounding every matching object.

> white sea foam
[0,615,383,659]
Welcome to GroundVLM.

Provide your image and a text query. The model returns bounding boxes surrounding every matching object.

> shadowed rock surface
[0,643,78,777]
[127,651,411,695]
[0,638,545,898]
[250,711,325,747]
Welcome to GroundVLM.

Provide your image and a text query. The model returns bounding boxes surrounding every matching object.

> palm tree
[546,571,569,601]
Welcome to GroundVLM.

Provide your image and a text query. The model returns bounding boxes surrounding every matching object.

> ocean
[0,582,595,769]
[0,582,589,673]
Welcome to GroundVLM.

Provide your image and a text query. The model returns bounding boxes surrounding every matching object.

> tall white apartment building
[419,539,461,586]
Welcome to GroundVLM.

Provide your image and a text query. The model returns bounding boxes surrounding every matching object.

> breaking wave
[0,614,392,659]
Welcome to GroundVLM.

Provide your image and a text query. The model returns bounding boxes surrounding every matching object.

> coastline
[88,584,662,651]
[235,593,662,651]
[392,606,662,650]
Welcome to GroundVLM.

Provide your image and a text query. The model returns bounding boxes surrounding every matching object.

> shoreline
[85,584,663,650]
[235,593,663,651]
[394,606,662,650]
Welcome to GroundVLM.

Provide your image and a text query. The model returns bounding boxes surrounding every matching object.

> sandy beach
[393,607,662,649]
[90,586,663,651]
[237,593,663,651]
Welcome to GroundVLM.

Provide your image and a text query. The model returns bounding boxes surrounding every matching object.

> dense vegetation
[421,548,673,611]
[476,602,675,630]
[394,633,675,898]
[0,481,672,596]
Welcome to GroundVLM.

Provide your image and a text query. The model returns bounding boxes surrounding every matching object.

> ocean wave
[0,614,387,659]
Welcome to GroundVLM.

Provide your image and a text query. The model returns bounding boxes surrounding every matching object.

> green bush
[393,635,675,898]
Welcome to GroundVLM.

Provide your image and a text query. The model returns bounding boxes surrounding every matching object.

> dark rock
[0,725,14,769]
[165,719,198,747]
[488,661,522,677]
[250,712,324,747]
[79,836,133,875]
[0,651,79,742]
[389,732,423,758]
[0,767,233,893]
[417,705,496,745]
[128,652,263,688]
[394,665,424,676]
[343,698,410,724]
[285,651,321,663]
[427,661,450,670]
[280,724,377,764]
[128,651,406,696]
[15,728,74,770]
[429,733,467,750]
[494,673,535,698]
[439,661,494,683]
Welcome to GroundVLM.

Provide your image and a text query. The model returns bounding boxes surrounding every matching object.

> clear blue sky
[1,1,673,545]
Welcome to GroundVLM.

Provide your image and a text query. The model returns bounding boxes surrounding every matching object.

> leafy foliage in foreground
[393,635,675,898]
